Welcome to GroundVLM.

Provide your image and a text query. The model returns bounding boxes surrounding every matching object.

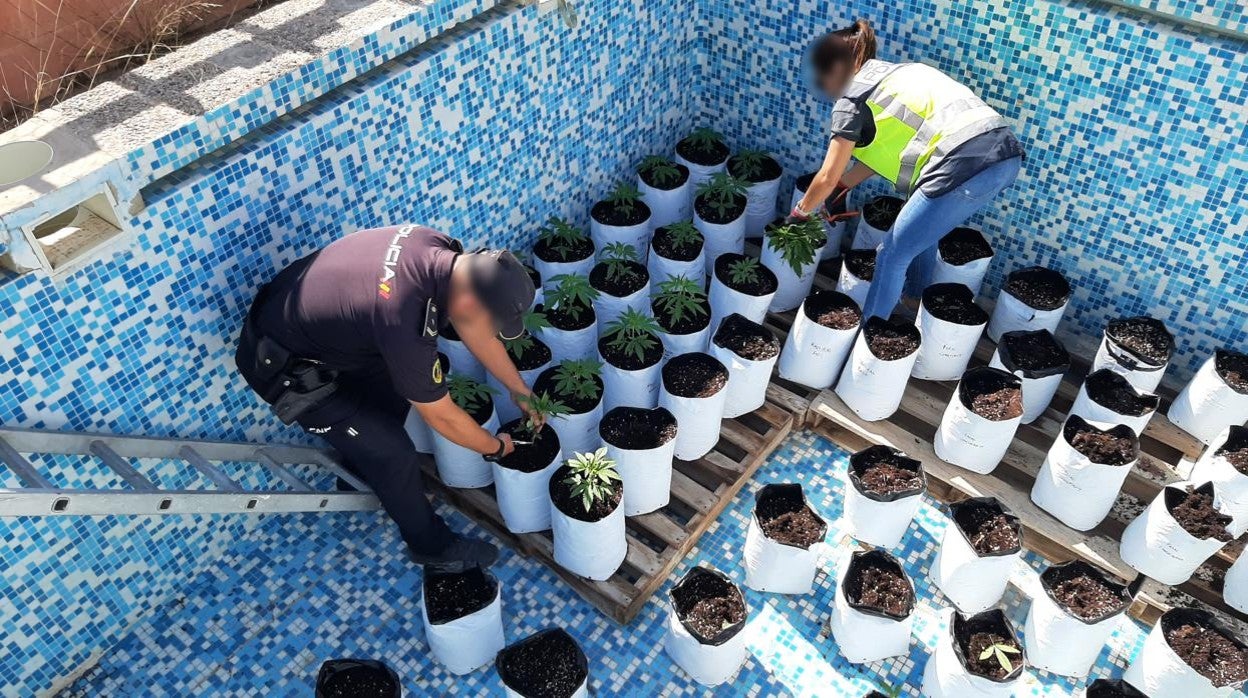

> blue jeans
[861,157,1022,321]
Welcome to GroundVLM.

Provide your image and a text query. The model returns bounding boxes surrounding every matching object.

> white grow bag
[1090,318,1173,393]
[602,409,677,516]
[433,405,499,488]
[1168,351,1248,445]
[1123,608,1247,697]
[539,321,598,364]
[836,252,873,309]
[743,484,827,594]
[592,284,649,335]
[1189,426,1248,535]
[648,243,705,293]
[911,284,987,381]
[493,434,561,534]
[853,196,903,251]
[551,483,626,580]
[790,174,847,260]
[988,329,1069,424]
[1024,561,1131,679]
[421,571,506,675]
[600,355,661,412]
[761,231,826,312]
[1224,551,1248,613]
[665,567,749,686]
[1070,370,1160,438]
[659,355,729,460]
[695,214,746,276]
[708,270,776,332]
[934,367,1023,474]
[674,151,726,191]
[922,609,1025,698]
[1032,416,1139,531]
[405,407,436,454]
[743,174,782,237]
[709,316,779,418]
[834,320,921,422]
[534,254,595,291]
[932,498,1022,613]
[842,446,925,548]
[438,335,484,381]
[776,291,859,390]
[928,227,993,296]
[659,323,711,363]
[986,269,1071,342]
[590,216,652,264]
[1120,482,1229,585]
[549,403,603,459]
[638,174,691,229]
[499,629,590,698]
[830,549,915,663]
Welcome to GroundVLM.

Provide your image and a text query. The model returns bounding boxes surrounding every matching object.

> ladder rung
[311,453,371,493]
[178,446,243,492]
[89,441,157,491]
[254,450,313,492]
[0,436,54,489]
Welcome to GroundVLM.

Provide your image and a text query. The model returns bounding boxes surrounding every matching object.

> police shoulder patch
[432,359,443,384]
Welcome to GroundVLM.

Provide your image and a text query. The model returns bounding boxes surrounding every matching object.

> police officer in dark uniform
[235,225,539,570]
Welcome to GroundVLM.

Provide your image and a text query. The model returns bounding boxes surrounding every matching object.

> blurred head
[449,249,535,339]
[810,19,877,98]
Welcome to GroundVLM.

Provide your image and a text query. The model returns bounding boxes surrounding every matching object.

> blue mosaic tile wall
[693,0,1248,380]
[0,1,696,692]
[64,432,1150,696]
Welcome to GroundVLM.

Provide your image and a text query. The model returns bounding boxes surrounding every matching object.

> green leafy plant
[538,217,590,260]
[727,257,762,286]
[515,391,569,436]
[604,308,662,362]
[653,276,708,326]
[767,218,826,275]
[562,447,622,512]
[696,172,748,219]
[872,681,903,698]
[546,274,600,320]
[598,242,641,284]
[978,641,1021,673]
[683,127,724,154]
[604,181,643,217]
[730,149,769,180]
[660,221,702,255]
[447,374,495,412]
[503,310,551,360]
[638,155,682,187]
[552,359,603,401]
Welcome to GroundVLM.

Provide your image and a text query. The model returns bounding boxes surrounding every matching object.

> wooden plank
[669,469,718,514]
[629,511,688,548]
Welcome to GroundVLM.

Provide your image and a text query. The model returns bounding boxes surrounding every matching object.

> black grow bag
[1085,678,1147,698]
[1103,316,1175,370]
[1038,559,1133,625]
[753,483,828,549]
[848,445,926,503]
[670,565,748,646]
[996,330,1069,379]
[951,608,1026,682]
[1158,607,1248,688]
[496,628,589,698]
[316,659,401,698]
[1062,414,1140,465]
[949,497,1023,558]
[1083,369,1161,416]
[842,549,915,621]
[955,366,1023,415]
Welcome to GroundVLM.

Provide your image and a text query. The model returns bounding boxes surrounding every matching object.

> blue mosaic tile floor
[65,431,1148,696]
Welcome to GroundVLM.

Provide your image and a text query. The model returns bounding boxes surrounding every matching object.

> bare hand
[497,432,516,457]
[513,390,545,432]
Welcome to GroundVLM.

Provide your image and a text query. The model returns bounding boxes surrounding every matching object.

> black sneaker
[411,536,500,572]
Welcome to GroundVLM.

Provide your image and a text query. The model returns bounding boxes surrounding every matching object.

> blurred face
[819,62,853,99]
[448,274,489,324]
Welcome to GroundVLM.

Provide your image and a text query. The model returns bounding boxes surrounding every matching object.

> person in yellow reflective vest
[790,19,1024,321]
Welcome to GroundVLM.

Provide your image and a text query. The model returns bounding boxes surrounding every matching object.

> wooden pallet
[419,401,793,623]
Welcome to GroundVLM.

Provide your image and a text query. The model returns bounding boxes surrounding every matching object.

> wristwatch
[483,437,507,463]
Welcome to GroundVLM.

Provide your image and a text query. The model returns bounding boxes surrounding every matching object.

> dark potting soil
[1000,330,1068,371]
[727,153,782,183]
[598,333,663,371]
[1106,316,1173,364]
[970,387,1024,420]
[695,192,747,225]
[600,406,677,450]
[856,459,923,496]
[662,352,728,398]
[534,235,593,264]
[714,252,778,296]
[498,417,561,473]
[1085,369,1159,416]
[1003,267,1071,311]
[1169,486,1234,542]
[862,196,905,230]
[1050,573,1128,621]
[852,565,914,617]
[542,301,595,332]
[424,567,497,624]
[533,369,603,414]
[652,225,703,261]
[589,260,648,298]
[590,198,651,228]
[1086,679,1148,698]
[1066,420,1137,465]
[639,162,690,190]
[803,290,861,329]
[1216,349,1248,393]
[922,284,988,326]
[863,317,921,361]
[1216,432,1248,475]
[938,227,993,265]
[676,136,729,166]
[509,336,553,371]
[1166,622,1248,687]
[498,631,588,698]
[672,572,746,642]
[956,504,1021,555]
[319,665,397,698]
[549,463,621,522]
[756,487,824,548]
[652,296,711,335]
[844,249,876,281]
[713,314,780,360]
[965,632,1023,680]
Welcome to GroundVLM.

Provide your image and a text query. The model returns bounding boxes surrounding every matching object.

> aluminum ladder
[0,427,380,516]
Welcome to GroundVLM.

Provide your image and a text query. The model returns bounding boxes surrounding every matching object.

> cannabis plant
[604,308,662,363]
[598,242,641,284]
[503,310,551,360]
[729,149,770,180]
[552,359,603,402]
[563,447,622,512]
[447,374,495,413]
[978,641,1021,673]
[604,181,643,217]
[767,218,826,275]
[515,391,569,436]
[660,221,702,255]
[638,155,683,187]
[538,217,590,260]
[682,127,724,154]
[726,257,762,286]
[696,172,748,219]
[546,274,599,320]
[653,276,708,326]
